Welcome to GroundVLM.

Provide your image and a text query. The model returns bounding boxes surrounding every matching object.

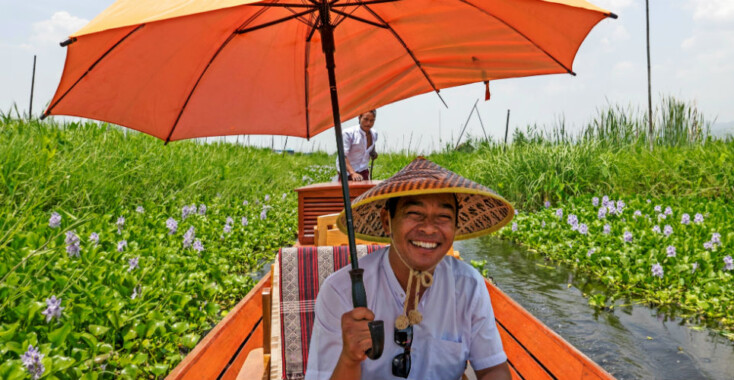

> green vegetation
[1,96,732,378]
[0,115,334,379]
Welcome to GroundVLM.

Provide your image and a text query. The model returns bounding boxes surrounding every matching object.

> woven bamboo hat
[337,157,514,242]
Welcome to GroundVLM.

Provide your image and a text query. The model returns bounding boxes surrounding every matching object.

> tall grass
[0,114,331,215]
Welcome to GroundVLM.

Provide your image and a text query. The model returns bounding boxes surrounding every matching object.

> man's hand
[330,307,375,380]
[340,307,375,363]
[349,171,364,181]
[370,151,378,160]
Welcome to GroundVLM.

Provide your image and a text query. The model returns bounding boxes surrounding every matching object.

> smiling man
[305,158,515,380]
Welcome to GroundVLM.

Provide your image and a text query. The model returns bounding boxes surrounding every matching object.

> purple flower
[226,217,234,225]
[544,201,551,208]
[241,217,249,227]
[654,205,662,213]
[664,206,673,215]
[555,208,563,218]
[136,206,145,214]
[198,204,207,215]
[264,194,271,202]
[282,193,288,201]
[182,205,195,219]
[49,212,61,228]
[681,213,690,225]
[692,262,698,273]
[711,232,721,245]
[633,210,642,219]
[128,257,139,272]
[694,213,704,223]
[663,225,673,237]
[21,345,45,379]
[651,263,664,278]
[65,230,79,245]
[623,231,633,243]
[602,195,609,204]
[541,221,546,228]
[597,207,607,219]
[724,256,733,271]
[41,295,63,322]
[117,240,127,252]
[166,218,178,234]
[567,214,578,226]
[703,241,713,250]
[666,245,676,257]
[652,225,661,233]
[592,197,599,207]
[116,216,125,234]
[603,224,611,234]
[89,232,99,245]
[242,200,249,206]
[616,200,625,209]
[578,224,588,235]
[511,222,518,232]
[587,248,595,257]
[657,213,666,221]
[183,227,195,248]
[514,209,518,216]
[193,239,204,253]
[223,224,232,234]
[260,209,267,220]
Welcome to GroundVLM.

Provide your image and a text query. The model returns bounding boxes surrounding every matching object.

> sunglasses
[392,325,413,378]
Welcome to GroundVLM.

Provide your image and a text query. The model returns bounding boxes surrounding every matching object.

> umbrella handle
[350,269,384,360]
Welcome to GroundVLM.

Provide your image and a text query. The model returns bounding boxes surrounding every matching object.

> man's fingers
[348,307,375,322]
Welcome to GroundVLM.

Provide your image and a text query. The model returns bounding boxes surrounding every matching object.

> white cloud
[593,0,636,13]
[689,0,734,23]
[30,11,88,46]
[612,60,636,77]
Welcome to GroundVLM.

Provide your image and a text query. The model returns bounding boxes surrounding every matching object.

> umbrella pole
[318,2,384,360]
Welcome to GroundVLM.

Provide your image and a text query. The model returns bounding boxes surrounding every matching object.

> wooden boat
[167,182,614,380]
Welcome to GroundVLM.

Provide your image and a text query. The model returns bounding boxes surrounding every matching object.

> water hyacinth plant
[21,345,45,379]
[501,194,733,334]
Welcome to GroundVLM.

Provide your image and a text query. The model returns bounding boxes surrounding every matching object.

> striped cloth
[278,245,386,380]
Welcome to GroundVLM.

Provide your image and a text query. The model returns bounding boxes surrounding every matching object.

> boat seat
[272,244,386,379]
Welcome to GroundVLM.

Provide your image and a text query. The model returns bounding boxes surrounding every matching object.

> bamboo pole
[29,55,37,119]
[646,0,653,150]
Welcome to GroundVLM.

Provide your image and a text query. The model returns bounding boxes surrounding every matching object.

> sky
[1,0,733,153]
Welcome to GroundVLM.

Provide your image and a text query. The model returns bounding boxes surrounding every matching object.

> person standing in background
[336,110,378,181]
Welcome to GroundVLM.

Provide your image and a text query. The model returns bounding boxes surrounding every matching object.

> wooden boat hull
[167,272,613,379]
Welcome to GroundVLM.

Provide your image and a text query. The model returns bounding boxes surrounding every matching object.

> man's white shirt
[305,247,507,380]
[335,125,377,174]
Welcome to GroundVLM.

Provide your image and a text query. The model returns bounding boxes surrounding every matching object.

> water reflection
[457,237,734,380]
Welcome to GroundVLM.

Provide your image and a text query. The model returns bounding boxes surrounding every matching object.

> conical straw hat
[337,157,514,242]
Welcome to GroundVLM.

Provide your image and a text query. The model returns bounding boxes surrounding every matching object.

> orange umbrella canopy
[44,0,614,142]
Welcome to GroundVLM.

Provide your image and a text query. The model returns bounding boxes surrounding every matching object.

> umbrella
[43,0,616,360]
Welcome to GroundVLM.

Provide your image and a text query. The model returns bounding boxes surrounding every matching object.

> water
[456,237,734,380]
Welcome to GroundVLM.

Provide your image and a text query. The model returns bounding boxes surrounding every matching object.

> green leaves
[502,195,733,335]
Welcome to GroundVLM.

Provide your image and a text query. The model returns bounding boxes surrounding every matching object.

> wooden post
[29,55,37,119]
[474,103,489,143]
[455,99,479,150]
[504,109,511,147]
[646,0,653,150]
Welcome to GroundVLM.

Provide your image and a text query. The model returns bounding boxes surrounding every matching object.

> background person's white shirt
[305,247,507,380]
[335,125,378,174]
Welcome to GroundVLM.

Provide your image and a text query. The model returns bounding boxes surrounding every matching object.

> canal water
[456,237,734,380]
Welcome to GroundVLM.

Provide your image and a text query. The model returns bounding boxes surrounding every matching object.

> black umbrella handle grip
[349,269,384,360]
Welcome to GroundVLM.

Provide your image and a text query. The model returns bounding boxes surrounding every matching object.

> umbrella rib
[42,25,145,119]
[362,5,447,107]
[236,9,317,34]
[331,9,387,28]
[456,0,576,76]
[165,7,273,143]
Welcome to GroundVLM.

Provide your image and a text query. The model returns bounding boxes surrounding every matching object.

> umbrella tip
[40,112,48,121]
[608,12,618,19]
[60,37,77,47]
